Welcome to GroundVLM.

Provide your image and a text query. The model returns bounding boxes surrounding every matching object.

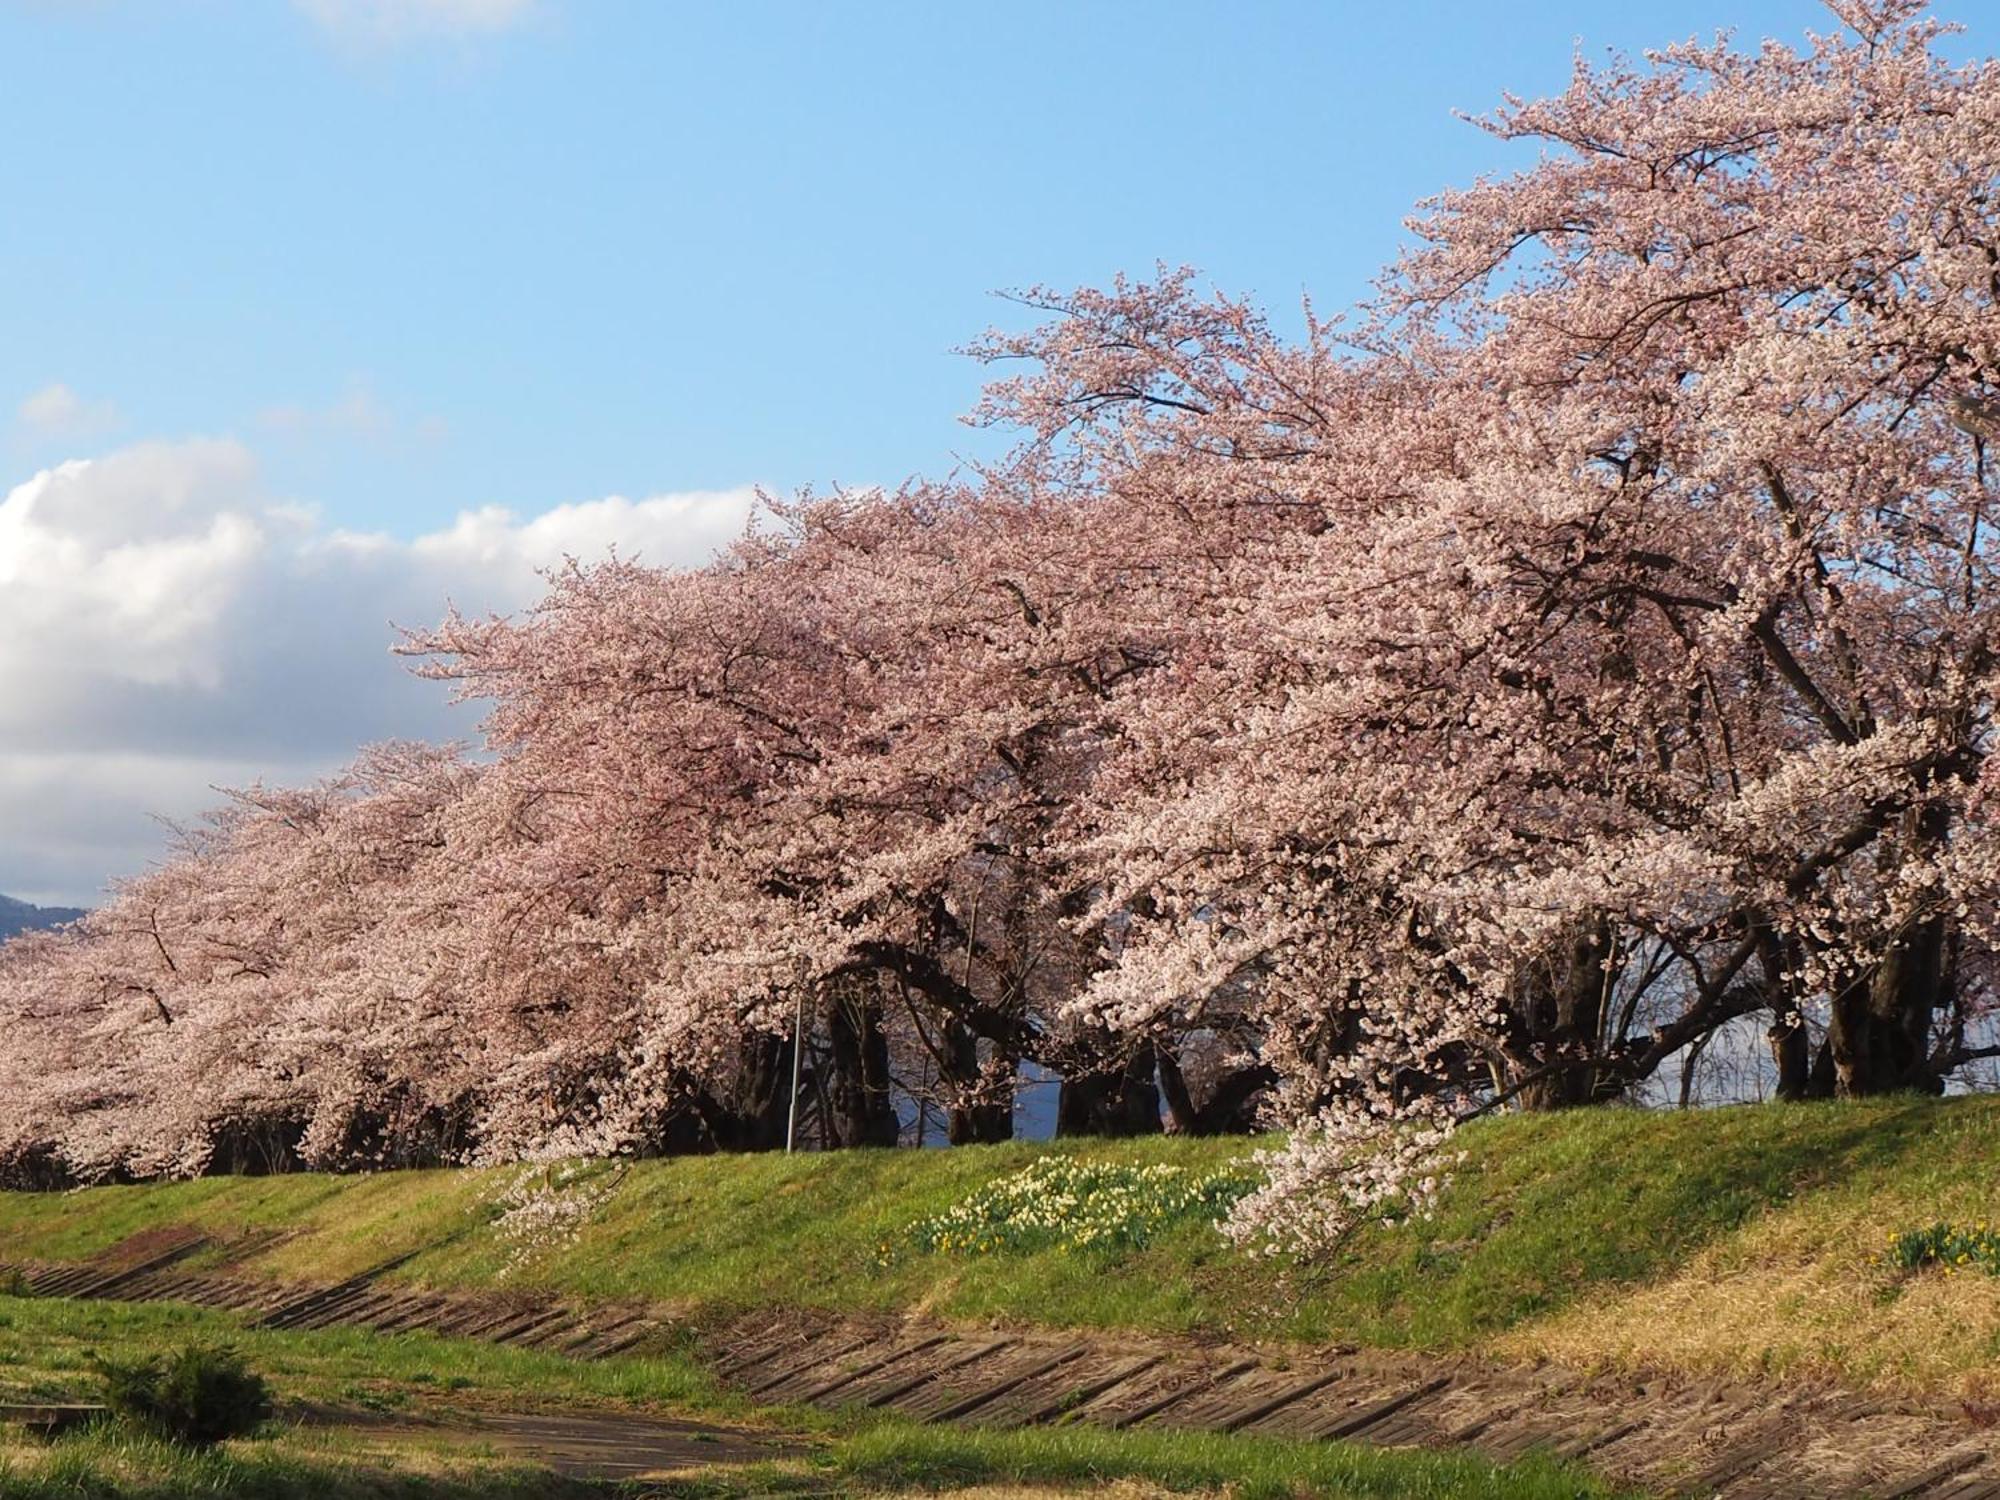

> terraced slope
[3,1232,1996,1496]
[10,1099,2000,1493]
[8,1099,2000,1395]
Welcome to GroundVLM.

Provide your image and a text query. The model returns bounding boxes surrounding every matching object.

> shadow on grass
[1291,1095,1963,1347]
[6,1095,1996,1360]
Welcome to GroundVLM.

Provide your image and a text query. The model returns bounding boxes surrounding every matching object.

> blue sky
[2,0,1905,529]
[0,0,1981,904]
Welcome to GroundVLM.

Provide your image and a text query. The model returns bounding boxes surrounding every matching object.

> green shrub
[92,1342,272,1447]
[1887,1221,2000,1276]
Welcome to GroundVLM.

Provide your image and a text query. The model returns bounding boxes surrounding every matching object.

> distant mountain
[0,894,87,942]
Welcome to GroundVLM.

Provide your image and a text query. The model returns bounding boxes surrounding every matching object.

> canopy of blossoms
[4,0,1998,1255]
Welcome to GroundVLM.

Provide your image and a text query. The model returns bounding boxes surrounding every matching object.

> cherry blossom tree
[401,479,1194,1155]
[8,0,2000,1266]
[972,0,2000,1248]
[0,743,488,1183]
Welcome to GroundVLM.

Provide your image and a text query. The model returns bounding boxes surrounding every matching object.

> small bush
[899,1155,1257,1262]
[1887,1221,2000,1277]
[92,1342,272,1447]
[0,1266,29,1297]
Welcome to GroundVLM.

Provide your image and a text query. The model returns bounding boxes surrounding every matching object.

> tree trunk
[1830,916,1949,1097]
[204,1116,306,1176]
[940,1021,1013,1145]
[1827,804,1951,1097]
[1056,1046,1161,1137]
[1761,936,1825,1102]
[1158,1046,1273,1135]
[1158,1045,1199,1134]
[1767,1009,1812,1102]
[697,1030,795,1151]
[0,1144,71,1192]
[1512,919,1612,1111]
[827,993,900,1148]
[637,1105,716,1157]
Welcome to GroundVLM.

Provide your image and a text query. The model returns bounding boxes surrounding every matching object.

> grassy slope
[0,1299,1621,1500]
[5,1097,2000,1394]
[0,1293,729,1415]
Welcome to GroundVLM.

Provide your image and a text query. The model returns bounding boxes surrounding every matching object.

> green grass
[0,1298,1619,1499]
[642,1422,1633,1499]
[7,1097,2000,1389]
[0,1421,1627,1500]
[821,1420,1626,1500]
[12,1100,1999,1490]
[1295,1096,1938,1346]
[0,1295,730,1418]
[0,1423,595,1500]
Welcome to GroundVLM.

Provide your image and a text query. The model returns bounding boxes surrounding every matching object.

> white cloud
[15,382,119,440]
[396,490,758,570]
[258,387,393,437]
[295,0,536,42]
[257,382,446,445]
[0,437,756,904]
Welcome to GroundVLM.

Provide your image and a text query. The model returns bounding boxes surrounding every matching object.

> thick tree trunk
[1157,1047,1274,1135]
[1827,804,1952,1098]
[1056,1046,1161,1137]
[1829,916,1949,1097]
[1512,919,1611,1111]
[940,1021,1013,1145]
[827,993,900,1148]
[697,1030,795,1152]
[1761,936,1827,1102]
[1767,1009,1813,1102]
[1158,1046,1199,1134]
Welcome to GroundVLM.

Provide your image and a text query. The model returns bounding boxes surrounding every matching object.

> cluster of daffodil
[1887,1221,2000,1277]
[897,1155,1256,1263]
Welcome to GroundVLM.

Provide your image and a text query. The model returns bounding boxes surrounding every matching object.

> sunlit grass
[824,1420,1631,1500]
[7,1096,2000,1393]
[0,1420,596,1500]
[0,1298,1622,1499]
[0,1294,731,1418]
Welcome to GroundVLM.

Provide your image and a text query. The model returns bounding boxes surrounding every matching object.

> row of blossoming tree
[6,0,2000,1251]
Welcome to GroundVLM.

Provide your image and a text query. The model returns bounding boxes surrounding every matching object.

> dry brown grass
[0,1420,578,1497]
[1497,1174,2000,1397]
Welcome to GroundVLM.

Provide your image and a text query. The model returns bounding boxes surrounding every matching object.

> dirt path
[7,1237,1999,1497]
[313,1405,797,1482]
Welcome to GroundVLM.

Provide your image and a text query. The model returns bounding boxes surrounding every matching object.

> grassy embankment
[6,1096,2000,1394]
[4,1096,2000,1495]
[0,1300,1616,1499]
